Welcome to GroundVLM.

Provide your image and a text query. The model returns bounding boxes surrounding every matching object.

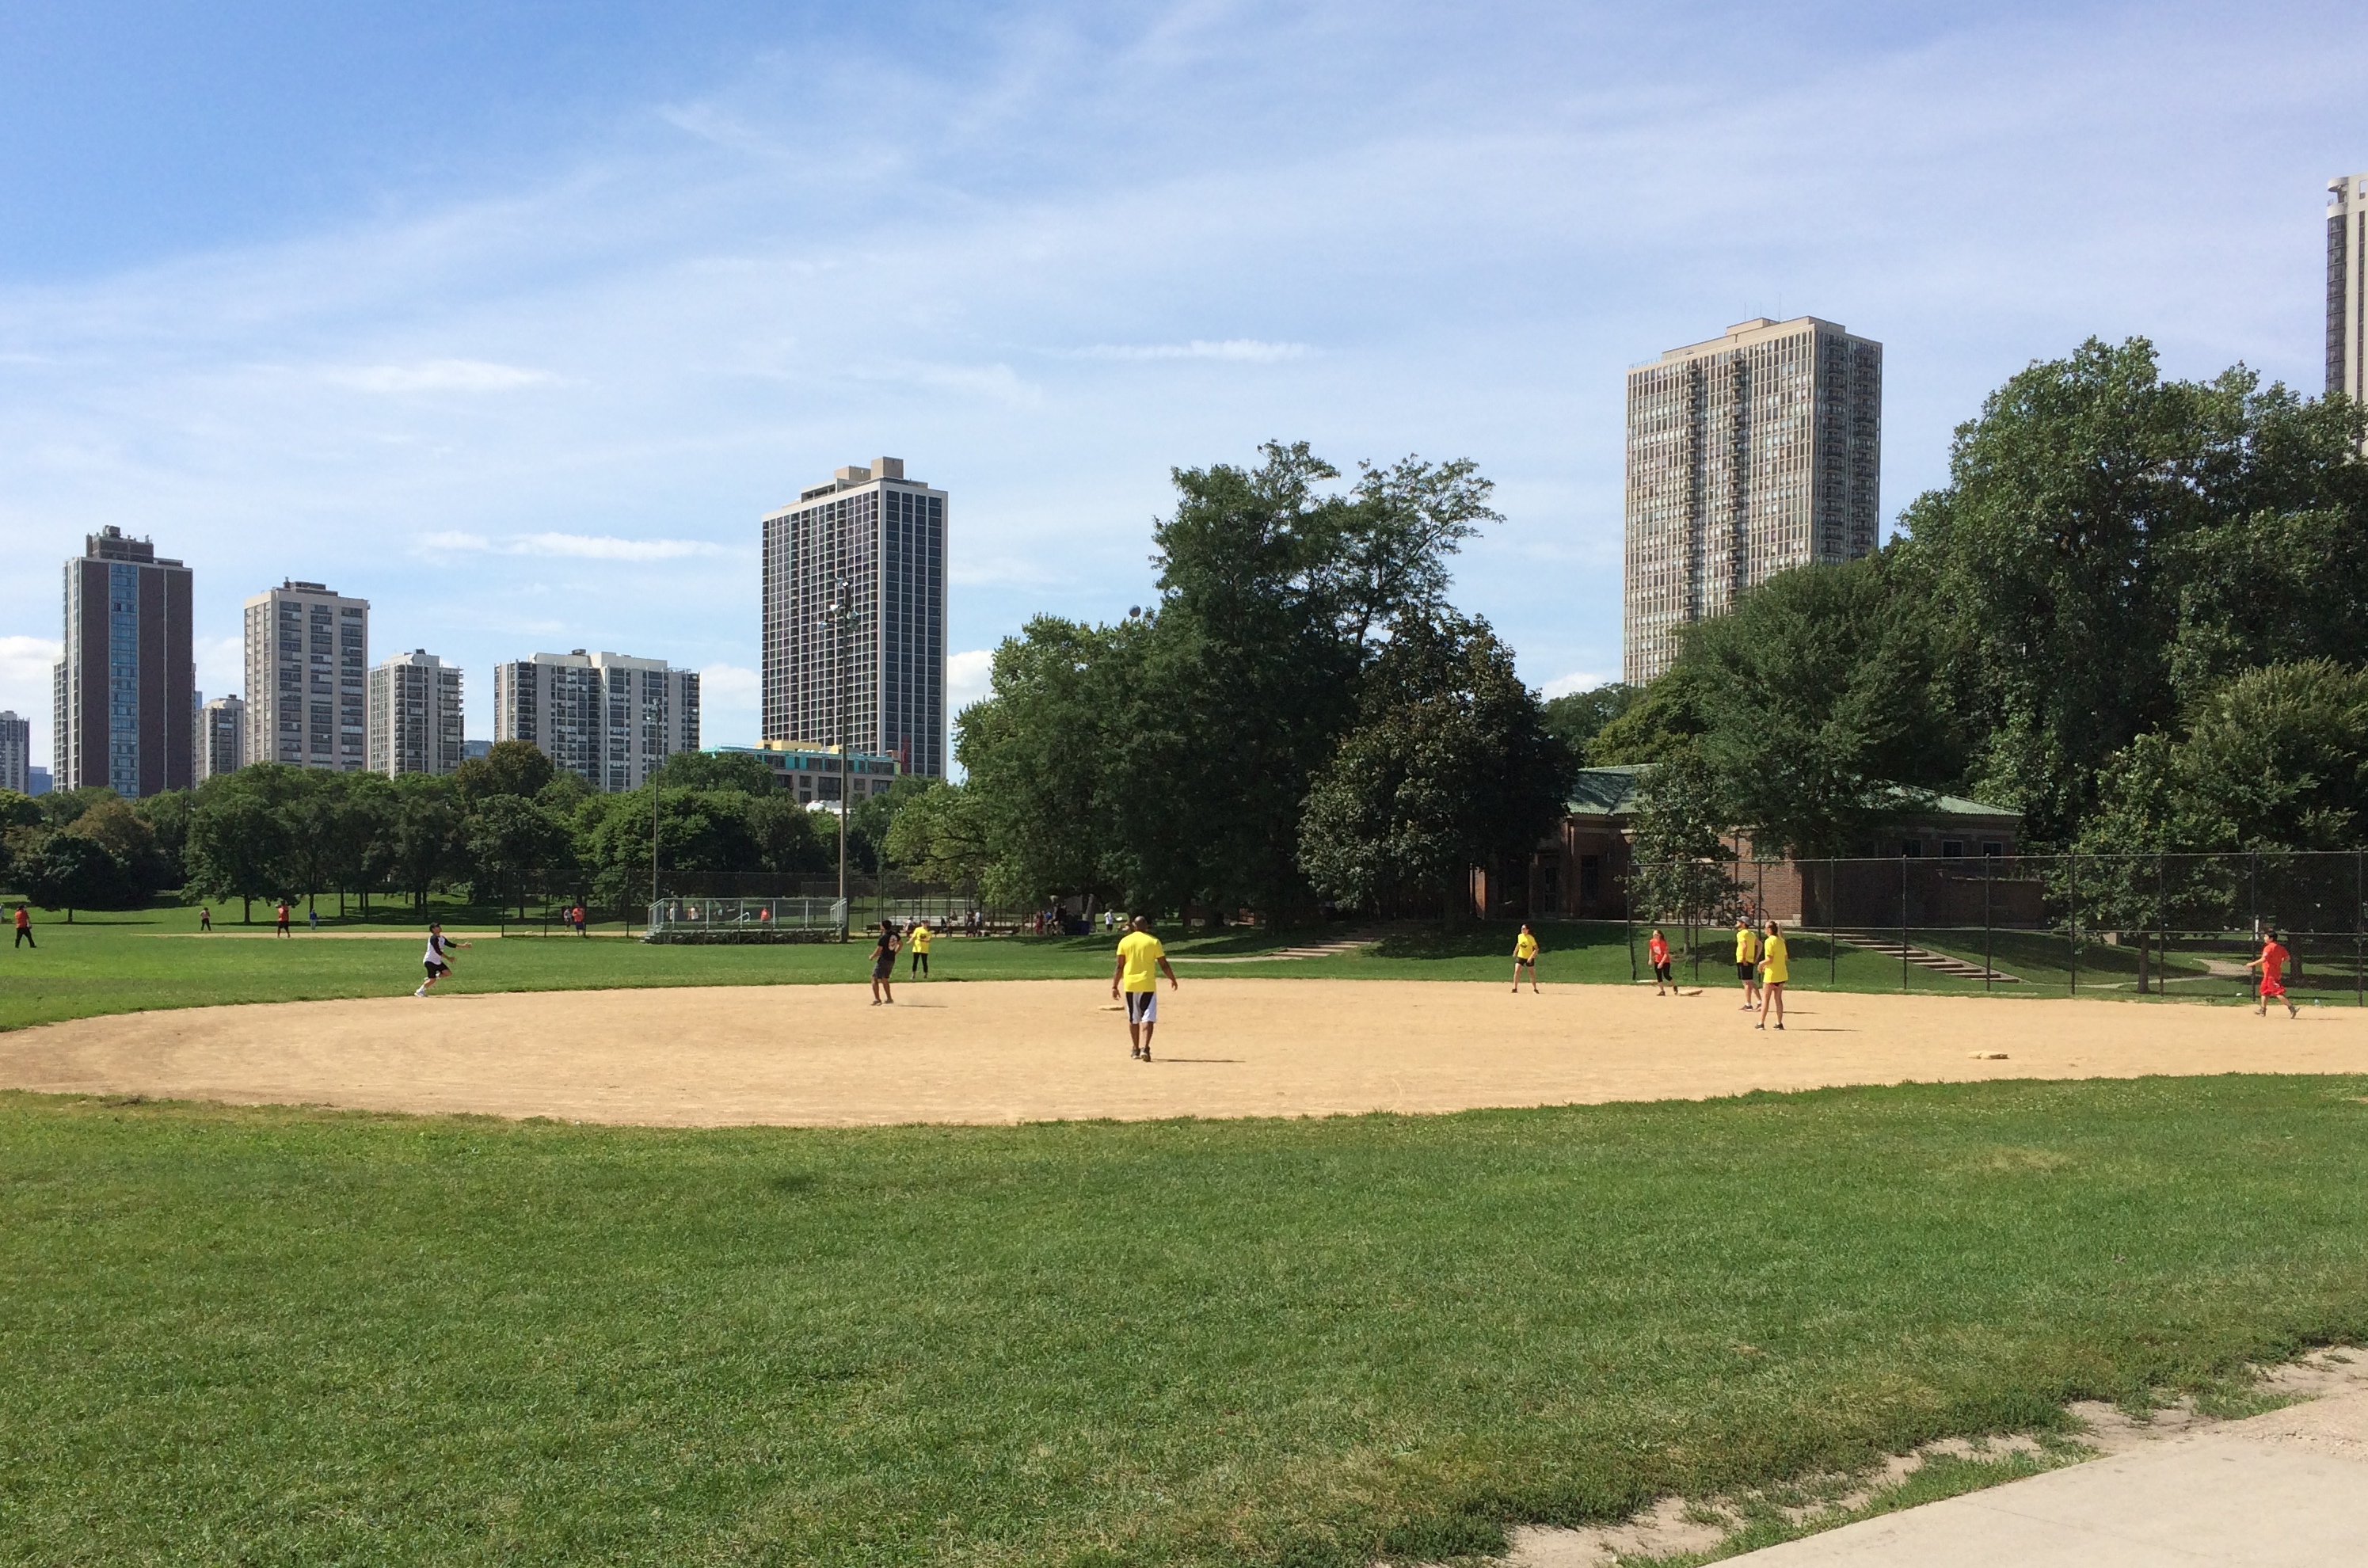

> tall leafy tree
[464,795,575,915]
[21,832,127,919]
[1540,683,1639,767]
[185,767,301,922]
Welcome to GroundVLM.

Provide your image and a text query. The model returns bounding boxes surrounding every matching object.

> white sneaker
[413,987,427,997]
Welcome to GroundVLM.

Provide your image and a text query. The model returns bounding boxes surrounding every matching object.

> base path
[6,979,2366,1126]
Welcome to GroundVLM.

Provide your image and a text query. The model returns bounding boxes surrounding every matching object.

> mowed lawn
[4,1079,2368,1566]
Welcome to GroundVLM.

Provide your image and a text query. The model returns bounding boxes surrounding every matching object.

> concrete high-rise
[55,527,196,797]
[243,581,369,771]
[761,456,948,778]
[2330,173,2368,404]
[0,710,29,796]
[196,695,246,783]
[367,651,465,778]
[1622,317,1883,684]
[490,650,697,791]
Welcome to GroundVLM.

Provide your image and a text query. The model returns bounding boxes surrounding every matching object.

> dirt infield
[6,977,2367,1127]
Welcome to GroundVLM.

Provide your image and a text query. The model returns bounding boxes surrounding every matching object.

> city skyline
[2,5,2364,771]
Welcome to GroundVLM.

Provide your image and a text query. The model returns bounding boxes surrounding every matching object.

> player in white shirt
[415,923,473,996]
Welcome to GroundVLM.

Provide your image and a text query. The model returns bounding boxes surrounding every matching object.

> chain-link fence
[454,871,996,941]
[1622,851,2368,1004]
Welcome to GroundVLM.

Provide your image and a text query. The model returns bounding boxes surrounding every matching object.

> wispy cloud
[419,531,725,561]
[1072,339,1311,363]
[327,360,560,394]
[1542,669,1613,698]
[947,648,995,710]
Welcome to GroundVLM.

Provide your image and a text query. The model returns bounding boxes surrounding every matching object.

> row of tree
[1563,337,2368,862]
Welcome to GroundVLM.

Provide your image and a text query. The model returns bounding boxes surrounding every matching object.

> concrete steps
[1831,931,2023,984]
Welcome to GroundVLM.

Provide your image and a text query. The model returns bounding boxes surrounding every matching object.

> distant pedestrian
[307,905,319,932]
[870,921,900,1004]
[2247,930,2298,1019]
[1647,927,1673,995]
[908,919,933,977]
[1757,922,1789,1031]
[274,900,291,938]
[198,906,212,932]
[1113,915,1179,1061]
[12,904,32,950]
[1733,917,1761,1010]
[571,903,588,938]
[1512,923,1540,993]
[414,923,472,995]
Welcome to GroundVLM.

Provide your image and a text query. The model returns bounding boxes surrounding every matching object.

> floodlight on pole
[824,579,853,939]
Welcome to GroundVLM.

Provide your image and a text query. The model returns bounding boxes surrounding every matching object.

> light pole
[826,579,852,940]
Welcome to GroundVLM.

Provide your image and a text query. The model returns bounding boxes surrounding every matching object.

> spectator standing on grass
[1647,928,1673,995]
[307,905,319,932]
[1512,923,1540,993]
[274,900,291,938]
[12,904,32,950]
[1113,915,1180,1062]
[572,904,588,938]
[199,906,211,932]
[1757,922,1789,1031]
[1733,917,1761,1011]
[414,923,471,996]
[2247,930,2299,1020]
[870,920,900,1005]
[908,919,933,978]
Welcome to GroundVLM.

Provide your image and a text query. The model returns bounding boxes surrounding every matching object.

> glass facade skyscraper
[55,527,196,797]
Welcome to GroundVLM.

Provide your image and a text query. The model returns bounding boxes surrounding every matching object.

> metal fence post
[2356,848,2363,1009]
[1984,854,1993,995]
[2068,851,2078,996]
[2156,852,2167,1003]
[1899,854,1909,992]
[1828,858,1837,987]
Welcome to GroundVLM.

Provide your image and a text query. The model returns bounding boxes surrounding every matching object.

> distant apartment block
[2332,173,2368,404]
[196,695,246,783]
[27,766,51,797]
[1623,317,1883,684]
[711,741,901,805]
[490,649,698,791]
[0,710,29,796]
[55,527,196,797]
[367,650,465,778]
[243,580,369,771]
[761,456,948,778]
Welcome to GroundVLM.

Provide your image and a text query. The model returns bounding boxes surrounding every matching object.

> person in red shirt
[1647,927,1673,995]
[12,904,32,950]
[2247,931,2298,1019]
[274,900,291,938]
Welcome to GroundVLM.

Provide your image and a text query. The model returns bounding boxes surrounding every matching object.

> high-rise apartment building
[196,695,246,782]
[1622,317,1883,684]
[367,650,465,778]
[490,650,697,791]
[761,456,948,778]
[55,527,196,797]
[243,580,369,771]
[0,710,29,796]
[2330,173,2368,404]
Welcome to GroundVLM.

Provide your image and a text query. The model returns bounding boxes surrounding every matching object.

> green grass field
[2,1077,2364,1566]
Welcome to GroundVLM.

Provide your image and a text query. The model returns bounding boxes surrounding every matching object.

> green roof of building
[1565,765,2019,824]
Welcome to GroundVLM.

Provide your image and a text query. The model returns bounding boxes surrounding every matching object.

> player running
[1113,915,1179,1061]
[869,921,901,1005]
[1512,923,1540,993]
[1647,927,1673,995]
[1756,921,1788,1030]
[908,919,933,978]
[2247,930,2298,1019]
[1733,917,1761,1010]
[414,923,472,995]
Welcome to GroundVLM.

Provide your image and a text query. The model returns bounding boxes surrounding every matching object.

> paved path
[1725,1380,2368,1566]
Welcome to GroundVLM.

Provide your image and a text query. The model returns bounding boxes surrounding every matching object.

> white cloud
[1542,669,1613,698]
[947,649,995,711]
[329,360,559,394]
[1075,339,1311,363]
[698,661,758,700]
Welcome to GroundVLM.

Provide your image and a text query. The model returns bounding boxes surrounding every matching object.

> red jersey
[1647,935,1669,965]
[2259,941,2290,992]
[12,908,25,930]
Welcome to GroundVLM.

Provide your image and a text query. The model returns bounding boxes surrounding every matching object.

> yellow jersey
[1761,934,1789,984]
[1734,927,1760,964]
[1117,931,1166,991]
[1514,931,1539,961]
[910,925,932,953]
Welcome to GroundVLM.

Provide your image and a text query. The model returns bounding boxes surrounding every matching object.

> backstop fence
[1622,850,2368,1004]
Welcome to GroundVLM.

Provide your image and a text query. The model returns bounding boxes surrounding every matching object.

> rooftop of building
[1633,314,1877,369]
[773,455,940,508]
[1565,764,2018,824]
[83,525,184,567]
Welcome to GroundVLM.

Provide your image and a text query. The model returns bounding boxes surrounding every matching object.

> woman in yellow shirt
[1757,921,1789,1031]
[1512,924,1540,993]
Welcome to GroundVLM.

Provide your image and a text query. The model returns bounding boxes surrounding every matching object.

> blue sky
[2,1,2362,769]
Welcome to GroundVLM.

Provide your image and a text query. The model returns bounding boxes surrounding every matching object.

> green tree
[455,739,557,809]
[652,751,780,793]
[185,767,299,922]
[376,773,459,911]
[63,797,172,899]
[1624,751,1738,931]
[847,775,939,877]
[1588,666,1712,766]
[1540,683,1639,765]
[129,790,194,888]
[883,782,994,889]
[464,795,576,915]
[38,785,121,829]
[1297,615,1570,919]
[21,832,127,919]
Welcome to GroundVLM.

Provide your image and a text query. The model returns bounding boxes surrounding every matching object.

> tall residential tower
[368,650,465,777]
[1622,317,1882,684]
[196,695,246,782]
[761,457,948,778]
[490,650,696,791]
[0,711,29,796]
[243,581,370,771]
[2331,173,2368,405]
[55,527,196,797]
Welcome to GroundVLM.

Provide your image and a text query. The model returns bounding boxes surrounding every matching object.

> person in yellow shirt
[1756,920,1789,1031]
[908,920,934,978]
[1733,917,1761,1011]
[1112,915,1180,1061]
[1512,923,1540,993]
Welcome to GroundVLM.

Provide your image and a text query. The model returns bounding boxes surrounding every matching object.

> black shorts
[871,961,893,981]
[1738,962,1755,981]
[423,961,449,977]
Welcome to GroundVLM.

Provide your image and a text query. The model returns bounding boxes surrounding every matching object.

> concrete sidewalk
[1725,1376,2368,1566]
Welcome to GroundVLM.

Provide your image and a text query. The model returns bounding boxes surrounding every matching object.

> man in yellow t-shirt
[1733,917,1761,1011]
[908,920,934,978]
[1512,924,1540,993]
[1756,921,1789,1031]
[1112,915,1180,1061]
